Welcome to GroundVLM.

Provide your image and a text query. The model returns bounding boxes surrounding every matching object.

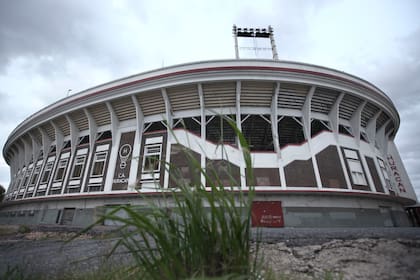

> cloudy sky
[0,0,419,198]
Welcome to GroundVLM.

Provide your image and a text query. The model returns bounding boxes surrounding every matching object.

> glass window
[377,158,392,188]
[54,159,68,181]
[348,159,367,185]
[71,155,86,179]
[142,144,162,173]
[343,148,367,186]
[30,165,41,186]
[41,161,54,184]
[22,168,33,187]
[91,151,108,177]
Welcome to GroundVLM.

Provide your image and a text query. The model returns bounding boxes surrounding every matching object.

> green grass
[78,117,262,279]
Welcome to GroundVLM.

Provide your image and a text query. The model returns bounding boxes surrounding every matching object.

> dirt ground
[1,225,420,279]
[261,238,420,279]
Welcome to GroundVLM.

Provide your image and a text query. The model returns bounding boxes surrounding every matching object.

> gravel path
[0,238,118,277]
[0,226,419,279]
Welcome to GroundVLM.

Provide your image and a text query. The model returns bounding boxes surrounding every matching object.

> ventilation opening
[311,119,331,138]
[97,130,112,141]
[78,135,89,146]
[278,116,305,148]
[206,115,236,145]
[174,117,201,136]
[360,131,369,142]
[241,114,273,151]
[63,140,71,150]
[144,121,167,133]
[49,145,56,154]
[339,125,353,136]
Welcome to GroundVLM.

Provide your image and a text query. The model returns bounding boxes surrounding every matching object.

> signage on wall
[251,201,284,227]
[112,131,135,190]
[119,144,132,169]
[387,155,406,193]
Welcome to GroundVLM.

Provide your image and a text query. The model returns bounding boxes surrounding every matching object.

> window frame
[29,164,42,186]
[40,159,55,184]
[142,144,162,174]
[343,148,368,187]
[90,151,108,177]
[71,155,87,179]
[54,158,68,182]
[377,157,392,189]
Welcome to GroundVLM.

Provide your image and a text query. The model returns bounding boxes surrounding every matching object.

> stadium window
[91,151,108,177]
[360,131,369,142]
[97,130,112,141]
[339,125,353,136]
[173,117,201,136]
[14,177,22,193]
[343,148,367,186]
[143,144,162,173]
[241,114,274,151]
[278,116,305,148]
[29,165,41,186]
[377,158,392,188]
[41,160,54,184]
[311,119,331,137]
[206,115,236,145]
[144,121,167,133]
[22,167,33,187]
[63,140,71,149]
[54,159,68,181]
[78,135,89,145]
[71,155,86,179]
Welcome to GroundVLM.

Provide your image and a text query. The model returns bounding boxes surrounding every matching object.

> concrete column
[235,81,246,189]
[106,102,120,147]
[51,121,64,158]
[84,109,98,151]
[38,127,52,158]
[198,83,206,187]
[28,131,41,163]
[377,119,391,155]
[350,101,367,147]
[328,92,344,141]
[161,88,172,189]
[366,110,381,150]
[271,82,285,188]
[129,95,144,190]
[65,115,79,158]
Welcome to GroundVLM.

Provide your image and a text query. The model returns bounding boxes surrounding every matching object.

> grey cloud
[374,29,420,198]
[0,0,149,74]
[0,1,93,66]
[0,91,31,121]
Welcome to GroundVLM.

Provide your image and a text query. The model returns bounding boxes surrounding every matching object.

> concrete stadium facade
[0,59,417,227]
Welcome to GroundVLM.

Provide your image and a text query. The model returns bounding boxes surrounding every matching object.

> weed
[1,265,30,280]
[17,225,30,234]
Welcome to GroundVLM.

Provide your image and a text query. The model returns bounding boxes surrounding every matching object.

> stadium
[0,27,417,227]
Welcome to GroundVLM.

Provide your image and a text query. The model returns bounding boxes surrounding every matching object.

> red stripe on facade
[1,189,415,207]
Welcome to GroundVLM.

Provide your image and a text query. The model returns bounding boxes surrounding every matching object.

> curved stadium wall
[0,59,417,227]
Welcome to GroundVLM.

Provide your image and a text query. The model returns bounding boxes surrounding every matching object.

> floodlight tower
[232,25,279,60]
